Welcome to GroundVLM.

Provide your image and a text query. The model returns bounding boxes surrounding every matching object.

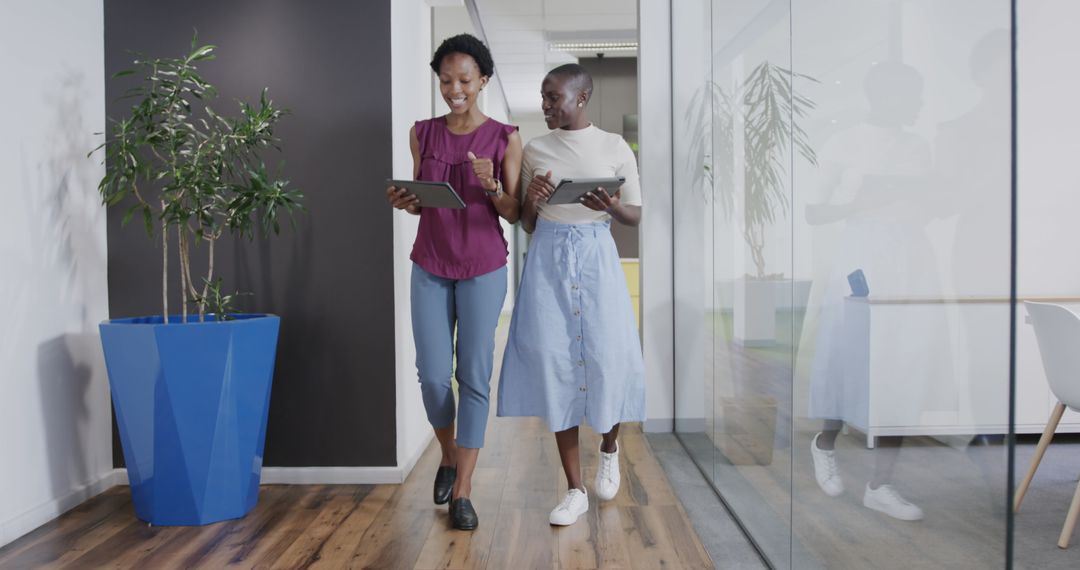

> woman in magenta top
[385,33,521,531]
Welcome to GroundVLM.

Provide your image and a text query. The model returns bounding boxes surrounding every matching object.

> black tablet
[547,177,626,205]
[387,179,466,209]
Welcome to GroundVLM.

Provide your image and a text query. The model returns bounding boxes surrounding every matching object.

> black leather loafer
[434,465,456,505]
[450,497,478,530]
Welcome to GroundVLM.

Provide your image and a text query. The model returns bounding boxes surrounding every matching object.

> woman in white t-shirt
[497,64,645,527]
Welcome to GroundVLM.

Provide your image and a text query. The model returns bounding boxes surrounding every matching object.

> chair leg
[1015,401,1066,513]
[1059,476,1080,548]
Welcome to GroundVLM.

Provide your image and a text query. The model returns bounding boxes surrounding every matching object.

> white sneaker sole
[549,509,587,526]
[594,485,619,502]
[810,434,844,497]
[862,496,924,521]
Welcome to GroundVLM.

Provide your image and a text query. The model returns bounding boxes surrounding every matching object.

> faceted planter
[99,314,280,526]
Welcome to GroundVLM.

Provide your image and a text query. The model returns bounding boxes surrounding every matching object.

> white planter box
[734,278,777,346]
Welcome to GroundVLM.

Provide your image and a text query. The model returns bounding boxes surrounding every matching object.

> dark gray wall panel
[105,0,396,467]
[580,57,640,259]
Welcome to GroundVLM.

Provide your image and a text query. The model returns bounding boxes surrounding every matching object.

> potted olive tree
[93,35,302,526]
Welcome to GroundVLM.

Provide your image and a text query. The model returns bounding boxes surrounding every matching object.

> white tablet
[387,179,466,209]
[547,177,625,205]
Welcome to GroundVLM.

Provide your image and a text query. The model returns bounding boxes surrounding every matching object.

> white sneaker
[810,432,844,497]
[594,442,621,501]
[549,488,589,526]
[862,483,924,521]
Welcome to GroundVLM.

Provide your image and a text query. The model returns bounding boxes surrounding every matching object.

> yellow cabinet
[620,259,640,327]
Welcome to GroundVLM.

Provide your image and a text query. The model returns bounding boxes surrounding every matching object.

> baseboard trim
[673,418,706,433]
[644,417,674,433]
[1,468,126,549]
[260,467,405,485]
[111,469,129,485]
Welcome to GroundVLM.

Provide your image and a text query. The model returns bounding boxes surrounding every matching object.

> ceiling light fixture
[549,41,638,52]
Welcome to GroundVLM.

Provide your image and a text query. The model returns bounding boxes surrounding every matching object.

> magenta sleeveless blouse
[411,117,517,279]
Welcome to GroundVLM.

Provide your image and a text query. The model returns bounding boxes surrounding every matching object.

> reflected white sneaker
[594,442,621,501]
[862,483,924,521]
[810,432,844,497]
[549,488,589,526]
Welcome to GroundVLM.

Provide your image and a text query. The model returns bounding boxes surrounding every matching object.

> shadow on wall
[28,68,108,499]
[36,335,96,500]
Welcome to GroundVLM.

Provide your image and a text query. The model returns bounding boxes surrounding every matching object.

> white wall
[0,0,114,548]
[392,0,435,478]
[639,0,675,431]
[433,5,510,124]
[1018,0,1080,297]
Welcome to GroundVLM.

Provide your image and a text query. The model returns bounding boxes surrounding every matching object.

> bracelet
[484,179,503,198]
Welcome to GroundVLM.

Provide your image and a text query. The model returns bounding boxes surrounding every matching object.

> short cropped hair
[547,63,594,102]
[430,34,495,78]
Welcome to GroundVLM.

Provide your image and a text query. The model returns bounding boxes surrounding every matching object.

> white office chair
[1015,301,1080,548]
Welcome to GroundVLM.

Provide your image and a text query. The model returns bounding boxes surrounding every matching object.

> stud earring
[578,102,583,108]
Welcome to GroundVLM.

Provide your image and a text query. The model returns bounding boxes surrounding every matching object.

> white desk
[840,296,1080,447]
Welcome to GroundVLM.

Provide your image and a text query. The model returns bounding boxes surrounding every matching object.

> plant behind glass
[685,61,817,279]
[93,34,303,322]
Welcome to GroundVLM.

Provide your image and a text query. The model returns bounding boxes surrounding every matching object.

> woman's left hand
[467,151,497,191]
[581,188,621,212]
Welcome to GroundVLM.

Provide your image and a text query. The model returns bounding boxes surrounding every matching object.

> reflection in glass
[791,2,1012,567]
[675,1,1016,568]
[803,60,952,521]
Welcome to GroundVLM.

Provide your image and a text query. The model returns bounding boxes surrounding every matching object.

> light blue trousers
[411,264,507,449]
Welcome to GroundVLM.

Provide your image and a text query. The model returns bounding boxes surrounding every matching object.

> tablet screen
[547,177,625,205]
[387,179,466,209]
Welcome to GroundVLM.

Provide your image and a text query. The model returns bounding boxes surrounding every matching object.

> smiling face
[541,74,587,130]
[438,52,487,115]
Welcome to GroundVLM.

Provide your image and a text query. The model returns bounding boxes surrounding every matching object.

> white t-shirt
[522,124,642,224]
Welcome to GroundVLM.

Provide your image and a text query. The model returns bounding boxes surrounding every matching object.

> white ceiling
[471,0,637,123]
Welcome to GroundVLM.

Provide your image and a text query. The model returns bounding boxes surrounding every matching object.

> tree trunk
[161,201,168,324]
[744,223,767,280]
[179,227,188,323]
[201,237,215,322]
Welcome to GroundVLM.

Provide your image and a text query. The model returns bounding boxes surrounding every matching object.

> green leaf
[121,203,141,226]
[188,45,216,63]
[141,207,154,237]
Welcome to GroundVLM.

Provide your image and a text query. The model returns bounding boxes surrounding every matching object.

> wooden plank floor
[0,322,712,569]
[0,423,710,569]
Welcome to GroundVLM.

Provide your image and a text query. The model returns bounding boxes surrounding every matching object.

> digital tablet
[387,179,466,209]
[847,269,869,297]
[547,177,626,205]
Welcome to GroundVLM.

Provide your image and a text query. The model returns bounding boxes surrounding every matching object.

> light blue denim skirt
[497,217,646,433]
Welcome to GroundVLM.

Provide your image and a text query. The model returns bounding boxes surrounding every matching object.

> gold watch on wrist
[484,179,503,198]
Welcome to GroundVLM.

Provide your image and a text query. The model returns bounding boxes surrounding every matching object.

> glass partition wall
[673,1,1019,567]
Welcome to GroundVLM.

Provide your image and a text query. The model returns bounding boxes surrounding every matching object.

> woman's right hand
[525,171,555,207]
[387,185,421,214]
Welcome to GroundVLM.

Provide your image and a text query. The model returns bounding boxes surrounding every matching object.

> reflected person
[804,61,954,521]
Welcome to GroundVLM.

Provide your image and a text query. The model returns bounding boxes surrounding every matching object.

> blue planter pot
[99,314,280,526]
